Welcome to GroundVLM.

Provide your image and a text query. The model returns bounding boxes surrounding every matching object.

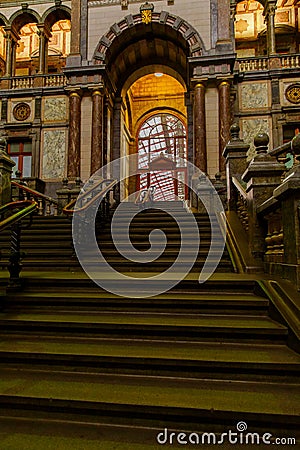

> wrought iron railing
[63,179,117,218]
[12,181,59,216]
[0,200,37,285]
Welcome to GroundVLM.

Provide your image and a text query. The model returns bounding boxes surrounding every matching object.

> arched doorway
[137,113,187,201]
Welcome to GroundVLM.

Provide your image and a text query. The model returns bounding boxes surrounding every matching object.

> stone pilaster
[218,80,231,174]
[193,82,207,173]
[90,88,104,174]
[67,90,82,179]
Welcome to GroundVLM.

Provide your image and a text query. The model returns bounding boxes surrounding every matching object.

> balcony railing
[237,54,300,72]
[1,73,67,90]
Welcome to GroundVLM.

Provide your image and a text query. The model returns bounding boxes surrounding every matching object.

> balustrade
[237,54,300,72]
[1,73,67,90]
[12,181,58,216]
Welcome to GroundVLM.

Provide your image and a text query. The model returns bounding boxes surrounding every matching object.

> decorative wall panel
[43,97,67,122]
[240,82,269,110]
[241,117,270,160]
[42,129,66,179]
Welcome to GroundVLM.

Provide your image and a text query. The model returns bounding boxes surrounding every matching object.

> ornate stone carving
[13,102,31,121]
[42,129,66,179]
[241,118,269,161]
[285,84,300,104]
[44,97,67,122]
[241,83,268,110]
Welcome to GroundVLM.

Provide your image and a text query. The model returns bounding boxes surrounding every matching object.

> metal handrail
[0,200,37,232]
[11,181,59,205]
[63,179,117,215]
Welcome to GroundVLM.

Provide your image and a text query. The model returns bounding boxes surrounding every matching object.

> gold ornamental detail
[140,2,154,24]
[285,84,300,104]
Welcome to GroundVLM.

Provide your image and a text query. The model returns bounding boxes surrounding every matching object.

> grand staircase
[0,201,299,449]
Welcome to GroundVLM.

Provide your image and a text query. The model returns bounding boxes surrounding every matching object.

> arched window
[137,113,187,200]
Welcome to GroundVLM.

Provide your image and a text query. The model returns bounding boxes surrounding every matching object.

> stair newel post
[272,134,300,289]
[56,178,71,215]
[223,123,249,211]
[242,133,285,262]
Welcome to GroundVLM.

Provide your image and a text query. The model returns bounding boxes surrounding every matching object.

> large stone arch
[9,9,41,32]
[93,12,205,92]
[93,11,206,63]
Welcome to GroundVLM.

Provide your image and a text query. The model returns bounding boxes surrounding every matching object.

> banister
[63,179,117,215]
[269,134,300,158]
[0,200,37,232]
[11,181,59,205]
[232,176,247,199]
[0,199,37,285]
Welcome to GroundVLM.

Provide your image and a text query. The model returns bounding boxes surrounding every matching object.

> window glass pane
[9,143,20,154]
[23,141,32,153]
[11,157,19,177]
[23,156,32,177]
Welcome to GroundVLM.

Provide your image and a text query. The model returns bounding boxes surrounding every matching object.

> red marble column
[90,89,103,174]
[68,90,81,178]
[218,80,231,173]
[194,82,207,173]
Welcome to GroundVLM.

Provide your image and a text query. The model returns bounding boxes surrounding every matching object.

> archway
[92,13,201,200]
[118,71,187,200]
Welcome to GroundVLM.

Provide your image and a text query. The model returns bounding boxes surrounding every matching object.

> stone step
[3,290,269,315]
[0,369,298,436]
[0,336,298,382]
[0,312,288,344]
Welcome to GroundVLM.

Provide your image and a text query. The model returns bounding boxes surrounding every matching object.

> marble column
[68,90,82,179]
[90,89,104,174]
[218,80,231,173]
[193,83,207,173]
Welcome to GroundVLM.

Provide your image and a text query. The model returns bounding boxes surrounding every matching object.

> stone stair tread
[8,291,268,301]
[0,369,299,416]
[0,337,298,364]
[0,312,287,329]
